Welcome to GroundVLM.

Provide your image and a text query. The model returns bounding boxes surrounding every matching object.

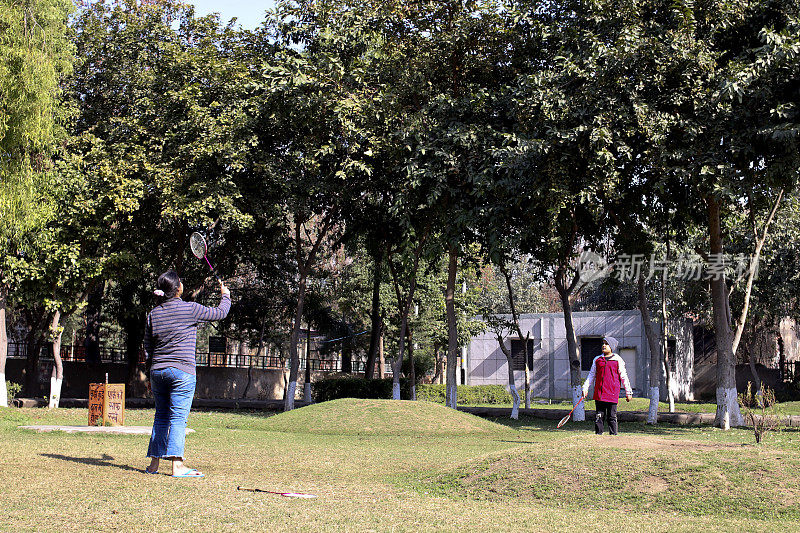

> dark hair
[155,270,182,302]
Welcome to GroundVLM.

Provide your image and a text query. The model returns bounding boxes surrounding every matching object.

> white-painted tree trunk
[446,382,457,409]
[304,381,312,402]
[0,373,7,408]
[48,311,64,409]
[286,381,297,410]
[667,376,676,412]
[647,386,659,424]
[509,386,520,420]
[49,377,63,409]
[392,382,400,400]
[572,386,585,421]
[716,386,742,430]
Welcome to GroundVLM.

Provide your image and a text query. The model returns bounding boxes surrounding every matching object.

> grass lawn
[2,399,799,532]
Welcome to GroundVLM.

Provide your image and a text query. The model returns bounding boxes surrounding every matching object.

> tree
[0,0,74,399]
[67,0,253,389]
[648,0,800,428]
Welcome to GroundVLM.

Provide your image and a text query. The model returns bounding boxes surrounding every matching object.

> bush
[312,375,411,402]
[6,381,22,405]
[738,382,783,444]
[417,384,513,405]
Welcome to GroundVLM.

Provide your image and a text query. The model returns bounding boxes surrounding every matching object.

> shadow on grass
[41,453,143,473]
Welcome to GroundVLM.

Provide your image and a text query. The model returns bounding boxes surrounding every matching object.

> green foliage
[312,375,411,402]
[0,0,74,246]
[417,384,513,406]
[5,381,22,404]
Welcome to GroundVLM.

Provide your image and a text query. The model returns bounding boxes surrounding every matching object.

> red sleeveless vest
[593,355,622,403]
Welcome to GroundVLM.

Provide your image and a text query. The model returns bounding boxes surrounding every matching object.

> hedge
[416,384,513,405]
[312,377,515,405]
[312,375,411,402]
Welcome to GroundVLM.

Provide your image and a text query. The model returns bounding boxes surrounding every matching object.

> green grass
[2,399,799,531]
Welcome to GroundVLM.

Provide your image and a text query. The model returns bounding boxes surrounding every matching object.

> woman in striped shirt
[143,270,230,477]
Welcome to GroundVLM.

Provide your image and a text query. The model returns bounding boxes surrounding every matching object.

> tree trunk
[407,328,416,400]
[24,327,42,397]
[85,282,104,365]
[445,244,459,409]
[120,284,145,389]
[48,311,64,408]
[747,335,762,394]
[364,251,383,379]
[304,326,313,401]
[638,275,661,424]
[0,287,8,407]
[497,335,520,419]
[244,318,266,399]
[660,263,675,413]
[378,329,385,379]
[432,344,443,384]
[341,333,353,374]
[388,240,426,401]
[284,273,307,411]
[500,263,530,408]
[555,274,584,421]
[393,310,410,400]
[708,196,743,428]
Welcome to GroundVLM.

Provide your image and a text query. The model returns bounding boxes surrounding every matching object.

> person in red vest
[582,336,632,435]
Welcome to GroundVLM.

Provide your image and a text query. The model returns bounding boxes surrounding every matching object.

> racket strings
[190,232,207,259]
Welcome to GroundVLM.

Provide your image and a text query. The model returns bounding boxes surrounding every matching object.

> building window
[510,338,534,371]
[580,337,604,371]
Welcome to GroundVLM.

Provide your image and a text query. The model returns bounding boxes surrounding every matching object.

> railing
[7,343,140,364]
[195,352,286,369]
[780,360,800,383]
[9,342,371,374]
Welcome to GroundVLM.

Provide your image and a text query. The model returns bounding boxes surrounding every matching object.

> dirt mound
[262,398,510,436]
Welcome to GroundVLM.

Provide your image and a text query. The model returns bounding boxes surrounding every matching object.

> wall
[3,359,298,401]
[467,310,649,400]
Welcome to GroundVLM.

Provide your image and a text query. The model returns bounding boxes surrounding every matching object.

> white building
[466,310,694,401]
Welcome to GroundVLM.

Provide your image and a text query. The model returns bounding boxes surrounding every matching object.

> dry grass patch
[416,434,800,520]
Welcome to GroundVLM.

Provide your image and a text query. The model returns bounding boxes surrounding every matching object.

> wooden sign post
[88,383,125,426]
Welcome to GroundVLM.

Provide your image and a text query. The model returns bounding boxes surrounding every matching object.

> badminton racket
[556,395,585,429]
[189,232,221,282]
[237,486,317,498]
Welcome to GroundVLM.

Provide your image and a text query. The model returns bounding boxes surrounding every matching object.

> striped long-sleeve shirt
[144,295,231,376]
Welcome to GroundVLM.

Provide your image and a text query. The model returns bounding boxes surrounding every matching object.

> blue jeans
[147,367,196,460]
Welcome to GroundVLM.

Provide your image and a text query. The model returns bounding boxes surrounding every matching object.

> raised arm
[191,281,231,322]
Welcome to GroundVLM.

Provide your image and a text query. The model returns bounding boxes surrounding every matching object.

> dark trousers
[595,400,618,435]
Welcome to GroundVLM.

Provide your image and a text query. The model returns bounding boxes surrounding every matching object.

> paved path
[19,425,195,435]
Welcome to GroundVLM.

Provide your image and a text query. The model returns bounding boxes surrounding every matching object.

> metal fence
[7,343,135,364]
[8,342,371,374]
[780,360,800,383]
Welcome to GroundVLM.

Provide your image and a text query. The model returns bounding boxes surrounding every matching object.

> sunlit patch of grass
[2,401,800,531]
[412,433,800,520]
